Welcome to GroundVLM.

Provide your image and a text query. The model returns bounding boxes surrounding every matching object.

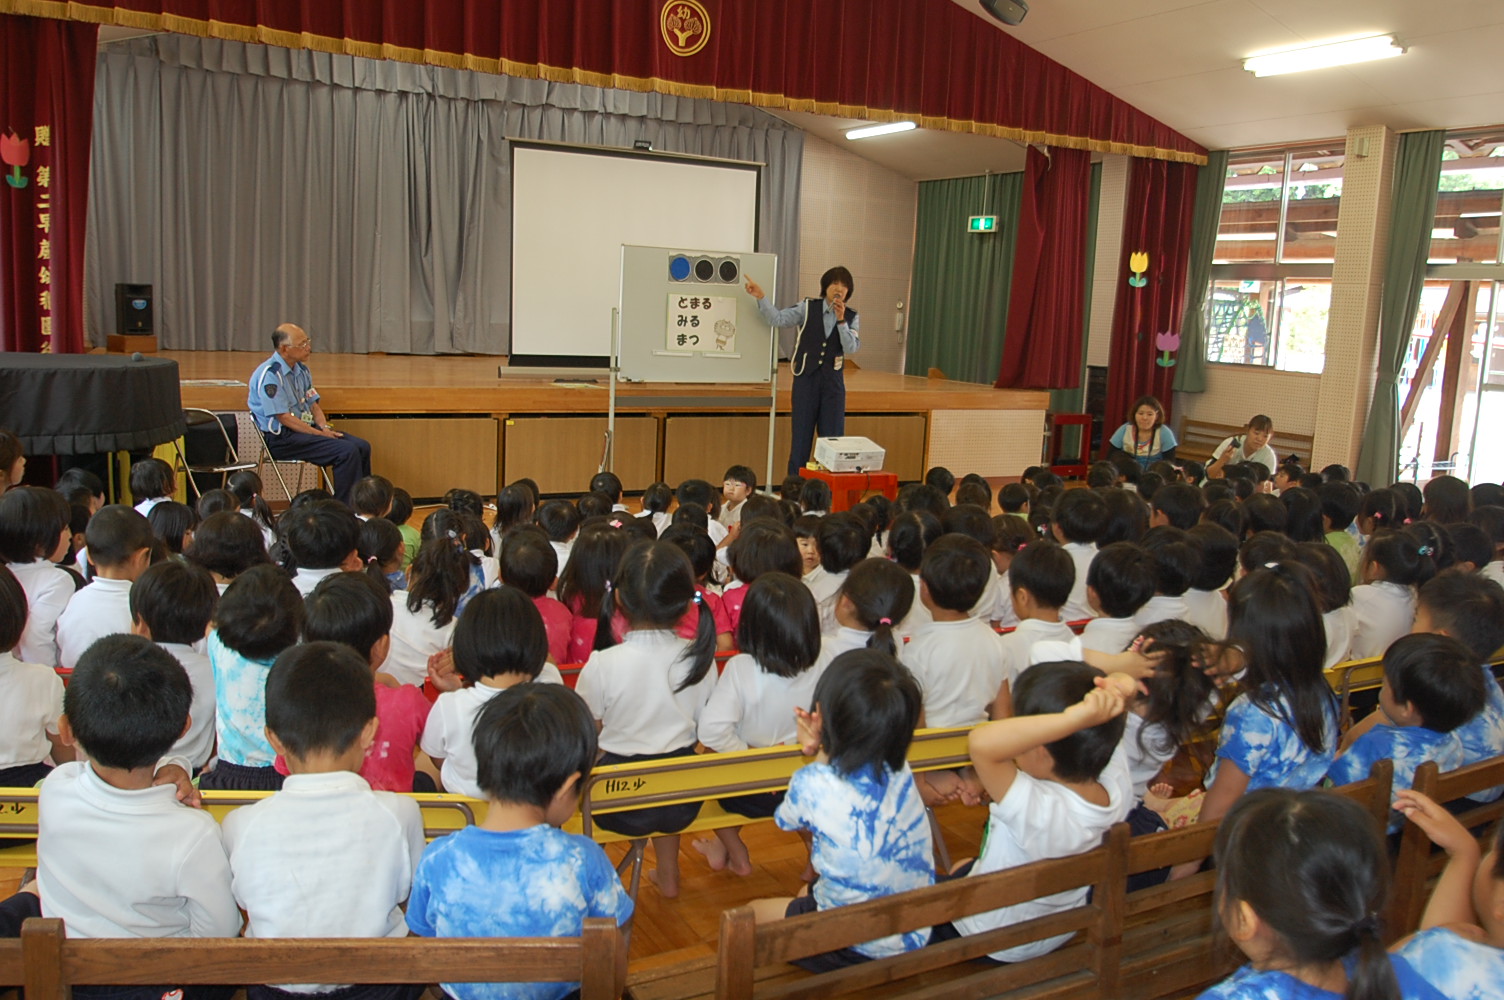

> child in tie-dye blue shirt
[1324,633,1483,831]
[407,683,632,1000]
[753,649,934,966]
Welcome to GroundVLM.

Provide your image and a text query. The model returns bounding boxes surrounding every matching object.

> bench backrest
[714,824,1130,1000]
[1176,419,1315,467]
[11,917,622,1000]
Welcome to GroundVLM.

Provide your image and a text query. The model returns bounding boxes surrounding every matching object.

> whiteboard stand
[763,327,778,491]
[600,308,620,474]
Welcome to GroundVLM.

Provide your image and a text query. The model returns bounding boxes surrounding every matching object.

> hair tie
[446,529,458,540]
[879,617,892,626]
[603,580,613,593]
[1418,544,1434,557]
[693,592,703,605]
[366,555,377,564]
[1351,914,1381,939]
[1264,561,1279,570]
[609,518,624,528]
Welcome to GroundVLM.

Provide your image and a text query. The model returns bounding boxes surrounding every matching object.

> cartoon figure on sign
[1,132,30,189]
[661,0,711,57]
[1155,331,1181,368]
[713,318,735,351]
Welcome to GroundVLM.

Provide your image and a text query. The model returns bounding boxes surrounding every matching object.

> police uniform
[756,296,860,474]
[247,351,372,504]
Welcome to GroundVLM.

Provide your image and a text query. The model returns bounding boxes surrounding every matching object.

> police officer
[247,323,372,505]
[746,266,860,475]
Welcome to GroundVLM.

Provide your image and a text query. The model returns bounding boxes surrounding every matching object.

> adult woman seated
[1107,395,1176,470]
[1205,415,1277,479]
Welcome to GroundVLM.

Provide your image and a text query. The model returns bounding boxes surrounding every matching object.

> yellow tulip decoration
[1128,251,1149,288]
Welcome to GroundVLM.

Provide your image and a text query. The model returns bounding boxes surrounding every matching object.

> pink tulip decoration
[1155,331,1181,368]
[0,132,29,188]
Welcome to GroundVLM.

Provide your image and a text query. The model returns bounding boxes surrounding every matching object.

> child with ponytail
[1350,529,1435,659]
[823,557,914,660]
[575,540,719,898]
[385,510,474,687]
[1197,788,1446,1000]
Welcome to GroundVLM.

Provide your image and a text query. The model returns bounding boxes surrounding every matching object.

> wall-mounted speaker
[981,0,1028,26]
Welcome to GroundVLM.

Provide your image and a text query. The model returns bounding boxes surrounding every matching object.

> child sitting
[557,522,635,661]
[1181,523,1236,641]
[130,560,219,776]
[661,524,734,651]
[1150,483,1206,531]
[303,572,435,793]
[0,486,76,666]
[224,642,426,1000]
[1392,788,1504,991]
[1470,504,1504,586]
[1133,525,1201,628]
[202,564,304,791]
[1292,542,1355,669]
[887,510,942,636]
[1122,619,1217,813]
[1080,542,1157,654]
[1326,632,1483,830]
[386,486,420,569]
[723,520,803,635]
[535,499,583,573]
[147,501,198,557]
[1049,489,1106,622]
[359,515,407,593]
[386,513,475,687]
[806,512,868,635]
[1349,528,1434,659]
[421,586,562,799]
[636,481,673,536]
[824,557,914,660]
[228,470,279,553]
[749,649,933,969]
[186,511,271,594]
[56,504,155,670]
[283,499,363,596]
[720,464,756,527]
[499,525,571,665]
[351,474,394,521]
[407,683,633,1000]
[696,572,828,876]
[792,513,822,576]
[37,634,240,944]
[129,456,176,518]
[940,661,1131,962]
[1197,788,1446,999]
[0,564,68,786]
[998,541,1078,681]
[1318,481,1363,580]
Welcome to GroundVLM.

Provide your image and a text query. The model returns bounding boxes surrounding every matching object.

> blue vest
[792,298,854,376]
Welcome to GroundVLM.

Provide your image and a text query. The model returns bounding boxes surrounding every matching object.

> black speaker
[115,283,153,335]
[981,0,1028,26]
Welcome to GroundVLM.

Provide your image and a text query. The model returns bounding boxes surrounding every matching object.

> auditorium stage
[165,351,1047,498]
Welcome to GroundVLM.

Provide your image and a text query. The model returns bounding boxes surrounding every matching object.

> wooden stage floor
[168,350,1042,416]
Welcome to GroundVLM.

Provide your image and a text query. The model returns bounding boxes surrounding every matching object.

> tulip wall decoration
[1127,250,1148,288]
[1155,331,1181,367]
[0,132,29,189]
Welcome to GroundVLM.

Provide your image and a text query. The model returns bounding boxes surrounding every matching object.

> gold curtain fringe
[0,0,1207,165]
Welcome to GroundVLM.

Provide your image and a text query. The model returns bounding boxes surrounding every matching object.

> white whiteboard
[510,142,760,363]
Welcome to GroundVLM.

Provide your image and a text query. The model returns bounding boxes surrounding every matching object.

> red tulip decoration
[1,132,29,188]
[1155,331,1181,368]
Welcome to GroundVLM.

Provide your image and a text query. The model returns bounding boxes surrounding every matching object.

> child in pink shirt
[499,526,573,665]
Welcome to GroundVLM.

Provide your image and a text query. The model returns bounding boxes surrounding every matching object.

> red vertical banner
[0,14,97,354]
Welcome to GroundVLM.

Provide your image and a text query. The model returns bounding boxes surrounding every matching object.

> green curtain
[1049,161,1103,415]
[907,172,1023,383]
[1172,149,1229,394]
[1355,131,1446,486]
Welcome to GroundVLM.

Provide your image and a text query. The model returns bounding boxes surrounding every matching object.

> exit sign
[968,215,997,233]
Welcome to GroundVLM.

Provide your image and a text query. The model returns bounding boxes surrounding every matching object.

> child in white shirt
[422,586,564,800]
[1131,525,1199,629]
[1049,489,1106,623]
[822,558,915,662]
[719,464,756,528]
[129,560,219,775]
[1079,542,1156,655]
[128,456,175,519]
[224,642,425,1000]
[0,485,75,666]
[695,572,830,877]
[0,564,68,786]
[283,500,363,597]
[806,513,867,635]
[998,542,1079,686]
[56,504,154,670]
[941,661,1132,962]
[38,634,240,950]
[887,510,941,638]
[1290,542,1355,669]
[1181,522,1235,642]
[387,526,475,687]
[1350,528,1431,659]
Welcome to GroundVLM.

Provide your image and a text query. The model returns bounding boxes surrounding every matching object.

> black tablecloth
[0,353,185,455]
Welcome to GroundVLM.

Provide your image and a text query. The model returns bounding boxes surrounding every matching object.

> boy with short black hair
[1327,632,1484,830]
[1049,489,1106,622]
[56,504,155,670]
[224,642,425,1000]
[283,499,362,596]
[1273,461,1304,494]
[1150,482,1206,531]
[924,466,955,498]
[1178,460,1205,485]
[999,542,1078,681]
[807,513,868,634]
[303,572,433,793]
[130,559,220,775]
[1134,526,1201,628]
[38,634,240,947]
[1318,481,1362,579]
[1412,573,1504,799]
[1182,522,1237,641]
[1086,461,1118,490]
[589,470,627,512]
[535,499,584,571]
[499,525,571,665]
[942,662,1131,961]
[350,475,394,521]
[1080,542,1156,654]
[721,465,758,527]
[407,684,632,1000]
[998,483,1030,519]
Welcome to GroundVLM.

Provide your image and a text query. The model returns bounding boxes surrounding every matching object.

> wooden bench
[6,916,624,1000]
[1176,419,1315,469]
[1326,652,1504,733]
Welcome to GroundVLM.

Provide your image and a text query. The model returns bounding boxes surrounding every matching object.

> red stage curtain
[0,14,96,353]
[1102,157,1197,445]
[995,145,1091,390]
[3,0,1204,164]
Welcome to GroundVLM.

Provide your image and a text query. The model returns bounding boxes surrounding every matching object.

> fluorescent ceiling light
[1243,35,1404,77]
[845,121,917,140]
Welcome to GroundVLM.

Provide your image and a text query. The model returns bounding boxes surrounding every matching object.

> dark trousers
[788,367,846,475]
[262,430,372,505]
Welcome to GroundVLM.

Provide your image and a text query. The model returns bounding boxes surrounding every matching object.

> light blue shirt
[1197,956,1447,1000]
[1325,722,1464,831]
[406,824,633,1000]
[247,351,319,435]
[1456,662,1504,802]
[206,630,277,767]
[1396,926,1504,1000]
[775,760,932,958]
[755,296,860,355]
[1210,687,1339,792]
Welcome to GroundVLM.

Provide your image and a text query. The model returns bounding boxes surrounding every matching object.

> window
[1428,130,1504,265]
[1205,146,1342,372]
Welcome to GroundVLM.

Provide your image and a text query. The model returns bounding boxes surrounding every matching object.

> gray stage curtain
[85,35,803,354]
[1172,149,1228,395]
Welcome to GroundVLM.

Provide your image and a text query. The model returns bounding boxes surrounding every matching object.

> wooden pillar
[1434,281,1479,464]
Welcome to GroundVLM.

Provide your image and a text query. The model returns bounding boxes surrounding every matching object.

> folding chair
[170,408,259,500]
[231,412,335,503]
